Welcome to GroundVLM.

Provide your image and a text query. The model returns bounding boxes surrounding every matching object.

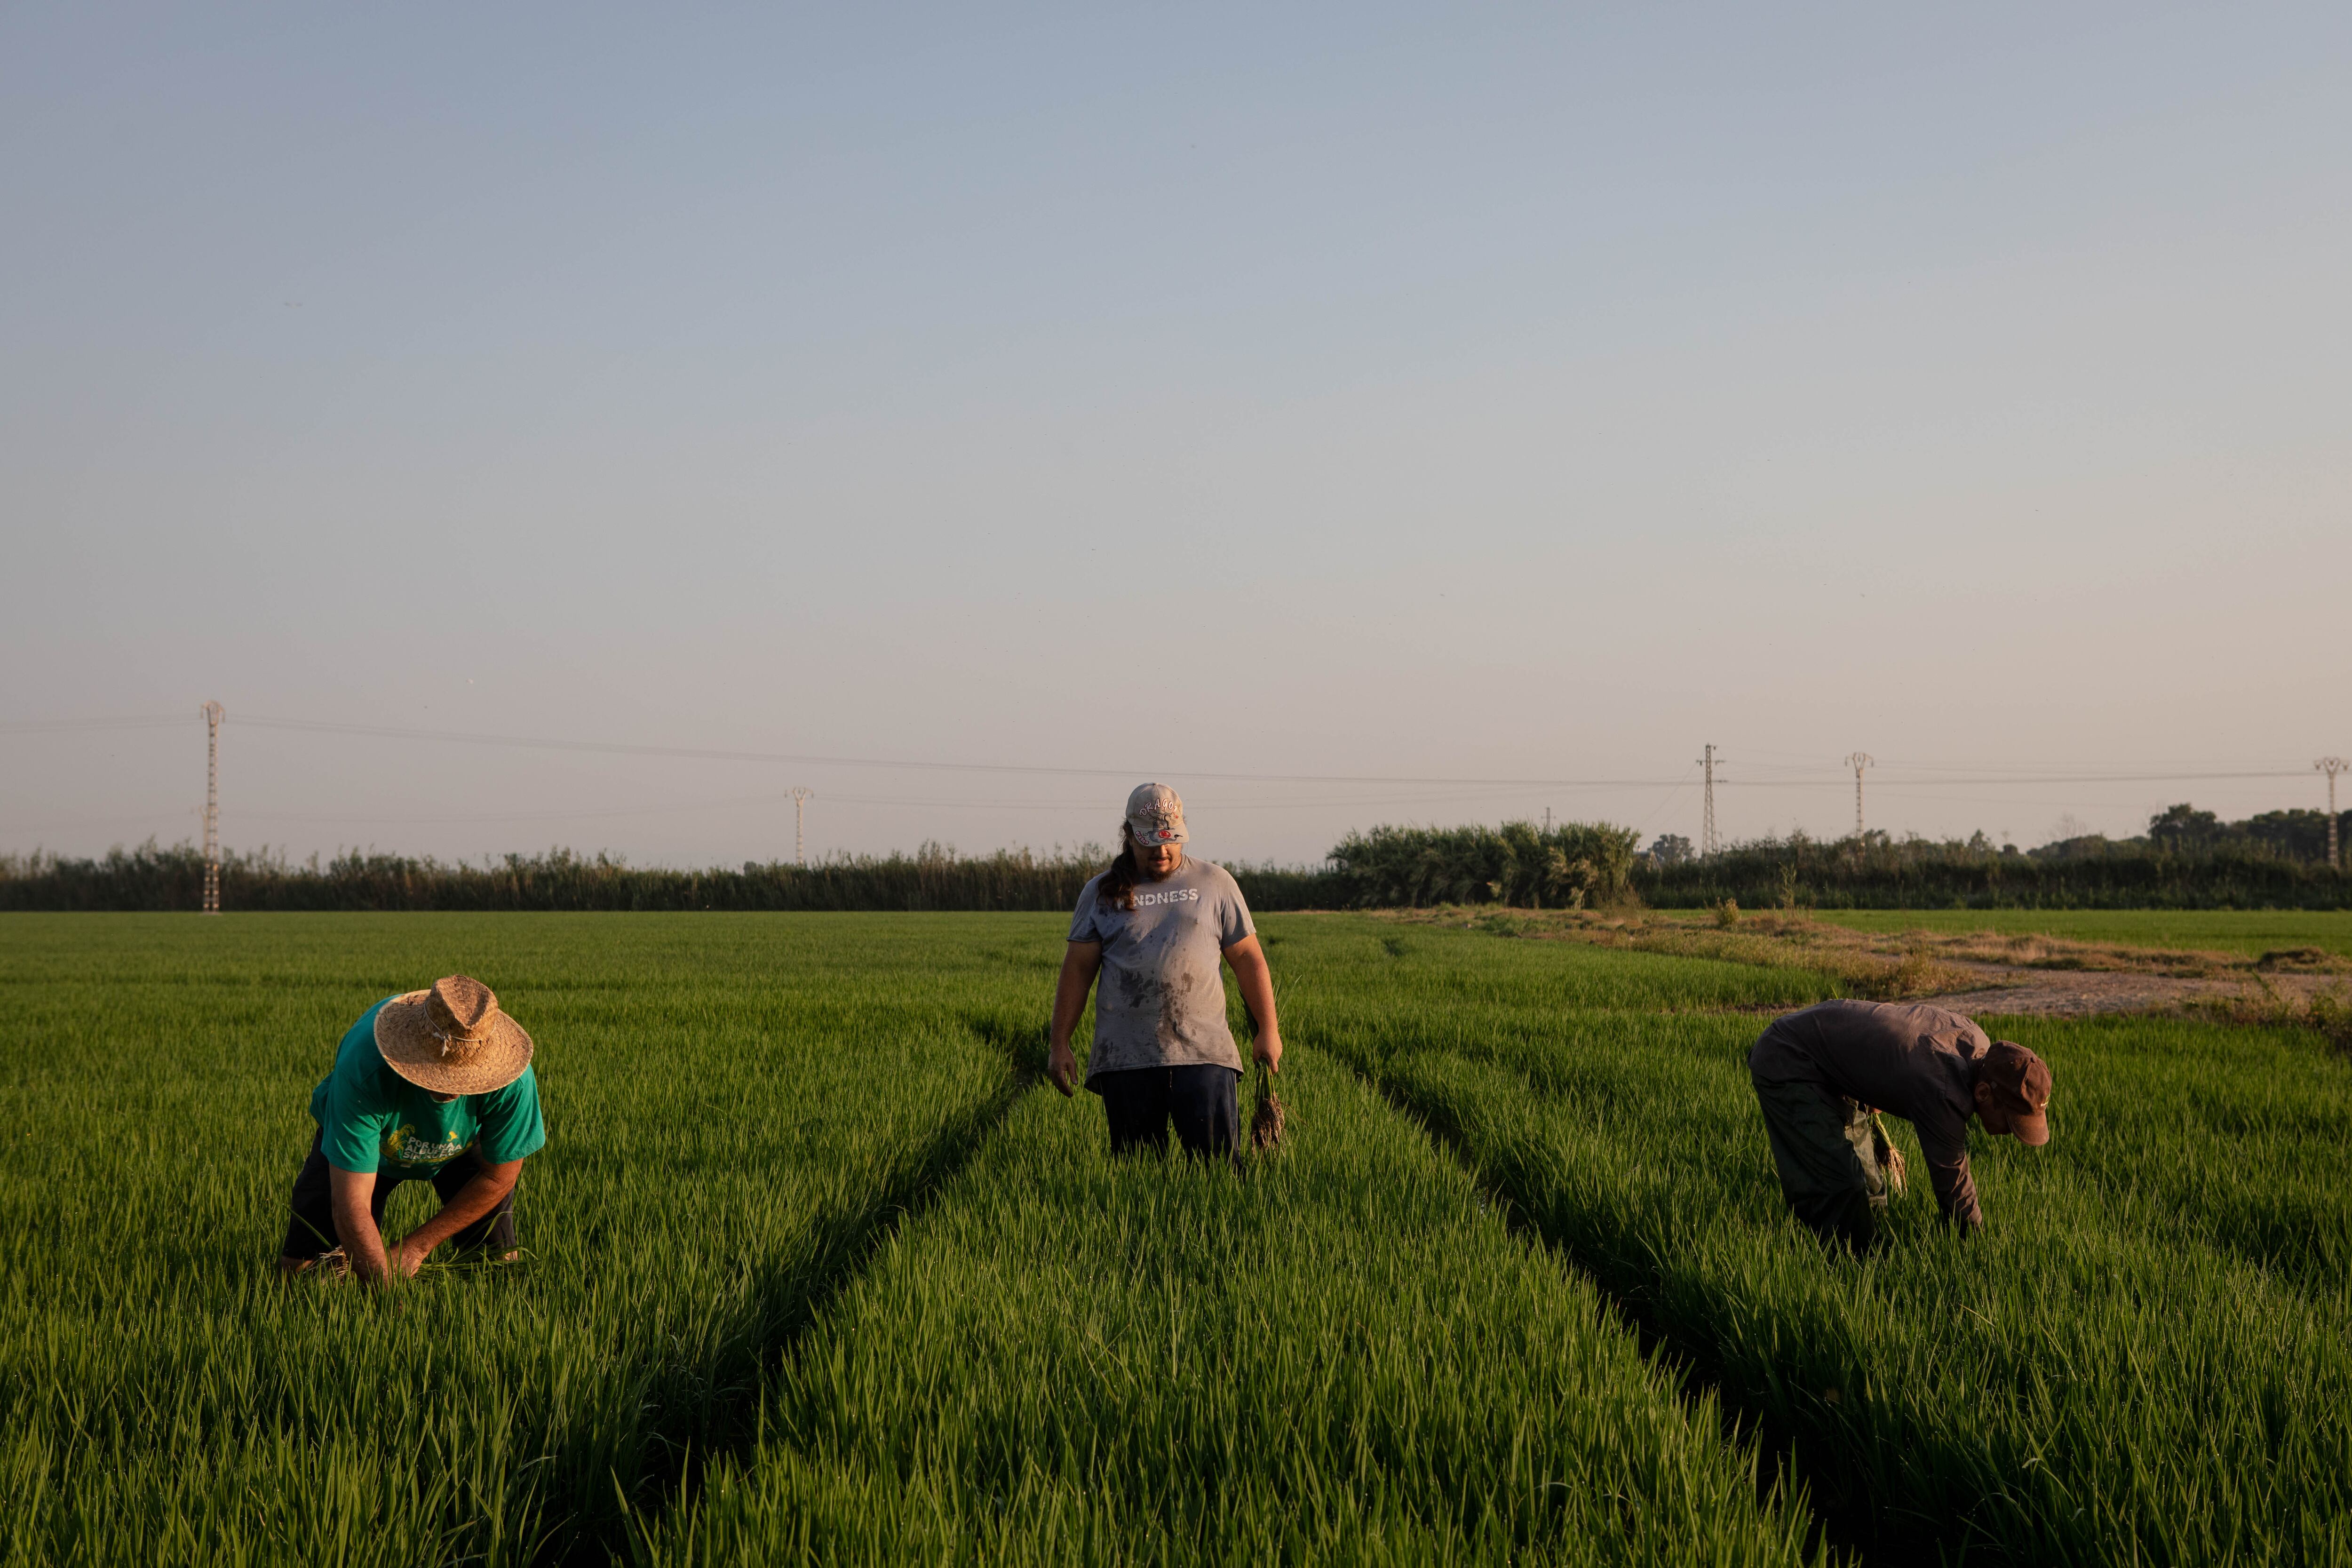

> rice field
[3,910,2347,1565]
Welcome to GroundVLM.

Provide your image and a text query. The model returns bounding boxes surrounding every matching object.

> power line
[209,714,1711,789]
[0,781,1601,835]
[1629,764,1699,837]
[208,723,2352,789]
[0,709,2333,793]
[196,784,1546,826]
[0,715,191,735]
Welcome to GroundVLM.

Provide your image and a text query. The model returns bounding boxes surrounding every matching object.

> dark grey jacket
[1751,1000,1992,1226]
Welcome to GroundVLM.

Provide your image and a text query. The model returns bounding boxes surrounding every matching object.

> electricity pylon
[1845,752,1875,840]
[200,701,224,914]
[2319,757,2348,867]
[791,787,815,867]
[1698,745,1721,857]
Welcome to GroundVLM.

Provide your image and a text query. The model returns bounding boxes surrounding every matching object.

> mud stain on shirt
[1067,858,1256,1083]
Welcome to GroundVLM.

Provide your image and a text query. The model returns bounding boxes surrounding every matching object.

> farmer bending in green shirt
[278,975,546,1282]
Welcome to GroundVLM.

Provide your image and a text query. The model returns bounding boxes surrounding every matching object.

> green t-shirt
[308,997,546,1178]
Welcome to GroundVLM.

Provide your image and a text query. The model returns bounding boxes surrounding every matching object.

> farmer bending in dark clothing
[1749,999,2051,1249]
[278,975,546,1282]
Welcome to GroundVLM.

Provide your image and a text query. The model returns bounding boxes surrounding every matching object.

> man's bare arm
[1046,941,1102,1096]
[1222,934,1281,1073]
[394,1159,523,1272]
[328,1166,390,1281]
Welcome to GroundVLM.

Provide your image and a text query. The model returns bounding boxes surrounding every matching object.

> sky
[5,3,2350,868]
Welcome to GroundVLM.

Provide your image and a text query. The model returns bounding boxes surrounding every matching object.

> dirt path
[1915,961,2341,1019]
[1382,905,2352,1026]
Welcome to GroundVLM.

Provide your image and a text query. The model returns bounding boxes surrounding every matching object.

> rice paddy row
[4,911,2348,1564]
[1290,923,2352,1563]
[0,915,1033,1565]
[648,1050,1819,1566]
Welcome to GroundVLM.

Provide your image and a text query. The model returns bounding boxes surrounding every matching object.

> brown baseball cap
[1125,782,1187,846]
[1979,1040,2052,1146]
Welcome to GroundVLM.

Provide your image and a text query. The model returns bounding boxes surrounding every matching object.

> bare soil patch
[1382,905,2352,1034]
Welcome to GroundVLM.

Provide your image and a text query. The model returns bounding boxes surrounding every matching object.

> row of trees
[1634,825,2351,910]
[1644,804,2352,871]
[0,841,1344,914]
[1324,821,1638,909]
[5,803,2346,911]
[2137,804,2348,862]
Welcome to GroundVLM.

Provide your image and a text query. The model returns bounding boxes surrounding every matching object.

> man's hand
[1047,942,1102,1100]
[393,1159,522,1272]
[1253,1030,1283,1075]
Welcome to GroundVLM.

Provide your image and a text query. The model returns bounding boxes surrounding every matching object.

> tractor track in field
[574,1016,1045,1568]
[1336,1053,1936,1568]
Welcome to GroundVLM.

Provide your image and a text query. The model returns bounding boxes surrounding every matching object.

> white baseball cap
[1124,782,1187,845]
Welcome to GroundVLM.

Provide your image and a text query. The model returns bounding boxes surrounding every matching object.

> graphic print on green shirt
[309,997,547,1178]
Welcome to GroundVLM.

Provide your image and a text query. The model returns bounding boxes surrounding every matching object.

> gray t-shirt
[1067,857,1255,1084]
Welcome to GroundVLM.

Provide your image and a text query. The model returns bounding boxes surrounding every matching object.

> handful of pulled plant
[1870,1110,1907,1195]
[1250,1067,1287,1150]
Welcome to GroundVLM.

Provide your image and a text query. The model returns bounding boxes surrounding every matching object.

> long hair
[1100,822,1141,912]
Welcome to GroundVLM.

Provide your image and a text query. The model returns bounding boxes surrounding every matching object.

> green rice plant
[0,913,1045,1566]
[644,1051,1826,1567]
[12,907,2349,1566]
[1274,920,2352,1563]
[1264,911,1843,1017]
[2016,1014,2352,1314]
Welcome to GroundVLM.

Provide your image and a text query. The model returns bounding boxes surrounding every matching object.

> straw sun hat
[373,975,534,1096]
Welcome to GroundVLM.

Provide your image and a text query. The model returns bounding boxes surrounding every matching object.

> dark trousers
[1094,1065,1242,1159]
[281,1131,518,1261]
[1750,1071,1893,1251]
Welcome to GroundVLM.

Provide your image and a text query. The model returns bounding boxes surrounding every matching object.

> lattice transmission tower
[1698,744,1721,857]
[200,701,224,915]
[2320,757,2348,868]
[1845,752,1875,840]
[791,787,815,867]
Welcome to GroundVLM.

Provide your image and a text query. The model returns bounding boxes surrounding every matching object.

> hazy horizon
[8,5,2350,868]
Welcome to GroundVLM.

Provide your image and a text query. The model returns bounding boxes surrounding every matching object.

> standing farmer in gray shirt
[1047,783,1281,1157]
[1749,999,2052,1249]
